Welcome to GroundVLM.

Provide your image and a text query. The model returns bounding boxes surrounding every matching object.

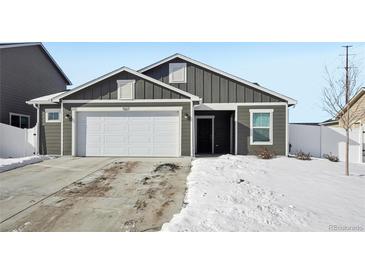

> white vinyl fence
[0,123,37,158]
[289,124,364,164]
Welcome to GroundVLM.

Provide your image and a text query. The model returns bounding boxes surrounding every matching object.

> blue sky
[44,42,365,123]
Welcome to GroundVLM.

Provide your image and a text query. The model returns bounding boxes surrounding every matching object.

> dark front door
[197,118,213,154]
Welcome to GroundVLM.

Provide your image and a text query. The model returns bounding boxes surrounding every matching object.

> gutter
[31,103,40,155]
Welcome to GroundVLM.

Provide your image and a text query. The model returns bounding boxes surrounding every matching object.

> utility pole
[343,45,352,176]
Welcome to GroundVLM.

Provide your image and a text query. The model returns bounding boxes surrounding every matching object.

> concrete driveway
[0,157,190,232]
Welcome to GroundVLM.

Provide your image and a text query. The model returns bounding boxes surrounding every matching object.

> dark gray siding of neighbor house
[237,105,286,155]
[62,102,192,156]
[0,45,69,127]
[143,57,285,103]
[195,111,234,154]
[39,104,61,155]
[63,71,190,100]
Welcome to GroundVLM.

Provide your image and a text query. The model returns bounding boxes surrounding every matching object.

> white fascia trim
[62,99,192,104]
[249,109,274,113]
[26,100,58,105]
[71,106,183,112]
[45,108,61,123]
[138,53,297,105]
[249,109,274,146]
[195,102,288,110]
[26,91,67,105]
[52,67,199,102]
[195,104,237,111]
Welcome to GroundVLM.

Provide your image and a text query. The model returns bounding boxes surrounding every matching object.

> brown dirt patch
[59,161,134,198]
[153,163,180,173]
[115,161,139,173]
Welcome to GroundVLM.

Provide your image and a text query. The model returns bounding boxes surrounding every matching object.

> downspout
[32,103,40,155]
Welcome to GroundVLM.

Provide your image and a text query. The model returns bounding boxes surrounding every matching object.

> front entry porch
[195,111,235,156]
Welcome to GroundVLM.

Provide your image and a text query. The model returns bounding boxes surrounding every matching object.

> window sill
[250,142,273,146]
[169,81,186,84]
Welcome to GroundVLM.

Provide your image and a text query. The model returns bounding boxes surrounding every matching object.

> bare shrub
[323,153,339,162]
[256,148,275,159]
[295,150,312,161]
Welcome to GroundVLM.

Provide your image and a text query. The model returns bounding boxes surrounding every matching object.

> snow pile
[162,155,365,232]
[0,156,47,172]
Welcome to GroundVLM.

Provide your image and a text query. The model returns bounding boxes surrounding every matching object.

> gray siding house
[27,53,296,157]
[0,43,71,128]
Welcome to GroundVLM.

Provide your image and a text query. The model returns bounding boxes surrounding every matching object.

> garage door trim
[71,106,182,157]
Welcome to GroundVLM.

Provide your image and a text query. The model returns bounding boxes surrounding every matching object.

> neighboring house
[320,87,365,128]
[27,53,296,157]
[338,87,365,128]
[290,87,365,163]
[0,43,71,128]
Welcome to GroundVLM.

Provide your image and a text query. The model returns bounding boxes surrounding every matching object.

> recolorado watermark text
[328,225,363,231]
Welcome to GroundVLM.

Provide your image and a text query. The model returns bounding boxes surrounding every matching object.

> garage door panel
[153,134,178,144]
[76,110,180,157]
[104,135,128,144]
[104,124,128,132]
[129,123,153,131]
[128,147,152,156]
[83,123,102,132]
[152,145,177,156]
[153,122,178,130]
[128,135,153,144]
[86,135,103,144]
[103,147,129,156]
[85,147,102,156]
[153,116,178,123]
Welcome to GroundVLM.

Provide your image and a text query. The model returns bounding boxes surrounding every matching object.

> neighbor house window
[9,113,30,128]
[45,109,61,123]
[169,63,187,83]
[117,80,135,100]
[250,109,273,145]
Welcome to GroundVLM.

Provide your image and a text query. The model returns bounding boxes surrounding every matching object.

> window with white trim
[250,109,273,145]
[169,63,187,83]
[10,113,30,128]
[45,109,61,123]
[117,80,135,100]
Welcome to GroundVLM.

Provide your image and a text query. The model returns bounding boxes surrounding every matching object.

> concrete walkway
[0,157,190,232]
[0,157,117,224]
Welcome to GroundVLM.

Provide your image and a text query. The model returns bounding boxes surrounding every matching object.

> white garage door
[76,111,180,157]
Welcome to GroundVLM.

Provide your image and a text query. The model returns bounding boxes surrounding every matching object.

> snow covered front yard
[162,155,365,232]
[0,156,46,172]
